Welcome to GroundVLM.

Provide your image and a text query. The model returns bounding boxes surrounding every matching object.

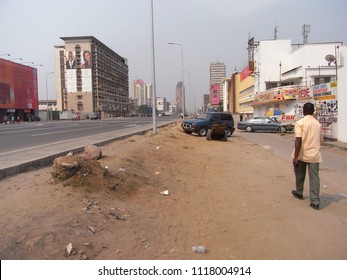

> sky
[1,0,347,111]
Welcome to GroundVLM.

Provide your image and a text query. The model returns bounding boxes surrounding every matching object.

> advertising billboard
[0,59,38,110]
[210,84,220,105]
[65,48,92,93]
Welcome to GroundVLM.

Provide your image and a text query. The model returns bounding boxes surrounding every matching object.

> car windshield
[196,113,209,120]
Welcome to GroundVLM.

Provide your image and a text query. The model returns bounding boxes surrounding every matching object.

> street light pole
[183,70,191,113]
[168,42,185,119]
[45,72,54,122]
[150,0,157,134]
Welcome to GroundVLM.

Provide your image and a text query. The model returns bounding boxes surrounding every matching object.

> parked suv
[181,112,235,137]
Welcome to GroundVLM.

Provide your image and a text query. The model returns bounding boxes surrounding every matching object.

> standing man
[292,102,323,210]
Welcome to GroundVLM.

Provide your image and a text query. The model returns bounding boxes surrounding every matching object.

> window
[314,77,331,85]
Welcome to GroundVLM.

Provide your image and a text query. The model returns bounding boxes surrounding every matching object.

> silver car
[237,117,293,133]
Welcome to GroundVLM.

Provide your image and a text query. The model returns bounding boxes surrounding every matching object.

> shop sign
[312,82,337,100]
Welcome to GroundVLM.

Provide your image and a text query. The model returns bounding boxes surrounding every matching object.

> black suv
[181,112,235,137]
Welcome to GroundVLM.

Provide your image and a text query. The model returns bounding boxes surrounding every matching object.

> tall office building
[132,79,152,106]
[210,62,226,104]
[175,81,183,114]
[55,36,128,118]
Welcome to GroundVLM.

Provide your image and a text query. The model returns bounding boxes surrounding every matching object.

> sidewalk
[322,139,347,150]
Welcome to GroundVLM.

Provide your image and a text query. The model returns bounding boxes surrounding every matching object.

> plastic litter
[160,190,170,196]
[192,246,205,253]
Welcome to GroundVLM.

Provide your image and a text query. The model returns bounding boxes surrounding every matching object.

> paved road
[0,117,176,179]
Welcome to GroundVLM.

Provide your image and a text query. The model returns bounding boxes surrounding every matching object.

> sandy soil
[0,122,346,260]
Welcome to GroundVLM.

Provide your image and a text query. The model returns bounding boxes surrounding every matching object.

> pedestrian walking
[291,102,323,210]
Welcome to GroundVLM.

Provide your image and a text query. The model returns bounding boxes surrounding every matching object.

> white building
[251,39,346,142]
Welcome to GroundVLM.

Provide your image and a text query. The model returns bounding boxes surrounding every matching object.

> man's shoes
[292,190,303,200]
[310,203,319,210]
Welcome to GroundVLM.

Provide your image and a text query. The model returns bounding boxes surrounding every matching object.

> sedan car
[237,117,293,133]
[90,113,100,120]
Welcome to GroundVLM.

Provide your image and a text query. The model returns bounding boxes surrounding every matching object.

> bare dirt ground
[0,122,346,260]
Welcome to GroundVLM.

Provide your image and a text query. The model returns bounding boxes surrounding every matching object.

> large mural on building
[65,47,92,93]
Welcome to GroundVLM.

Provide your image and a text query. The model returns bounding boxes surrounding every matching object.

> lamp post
[183,70,191,113]
[46,72,54,122]
[168,42,185,119]
[0,53,10,57]
[150,0,157,134]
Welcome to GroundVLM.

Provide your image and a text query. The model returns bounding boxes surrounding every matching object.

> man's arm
[293,137,302,166]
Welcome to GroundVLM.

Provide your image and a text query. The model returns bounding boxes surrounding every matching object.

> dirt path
[0,122,346,260]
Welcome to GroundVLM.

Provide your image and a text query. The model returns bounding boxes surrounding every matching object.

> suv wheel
[198,127,208,137]
[225,128,232,137]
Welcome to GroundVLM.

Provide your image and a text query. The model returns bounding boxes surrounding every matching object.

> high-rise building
[175,81,183,114]
[210,62,226,104]
[132,79,152,106]
[55,36,128,118]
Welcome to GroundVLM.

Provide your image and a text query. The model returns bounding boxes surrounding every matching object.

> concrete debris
[82,144,102,160]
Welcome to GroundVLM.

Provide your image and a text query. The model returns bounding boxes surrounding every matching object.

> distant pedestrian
[240,114,243,122]
[291,102,323,210]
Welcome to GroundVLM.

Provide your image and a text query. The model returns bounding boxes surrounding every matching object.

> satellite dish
[325,54,336,66]
[325,54,336,63]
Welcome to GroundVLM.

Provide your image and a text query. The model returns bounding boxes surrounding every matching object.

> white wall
[255,40,292,93]
[337,46,347,142]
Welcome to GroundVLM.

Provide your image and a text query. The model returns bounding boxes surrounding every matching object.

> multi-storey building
[132,79,153,106]
[175,81,183,114]
[55,36,128,118]
[0,59,38,122]
[209,62,226,105]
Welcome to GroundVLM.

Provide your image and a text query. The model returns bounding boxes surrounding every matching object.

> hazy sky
[1,0,346,110]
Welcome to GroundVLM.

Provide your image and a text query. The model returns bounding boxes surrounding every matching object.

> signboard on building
[65,48,92,93]
[254,87,306,105]
[312,82,337,100]
[210,84,220,105]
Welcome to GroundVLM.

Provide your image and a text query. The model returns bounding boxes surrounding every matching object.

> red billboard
[0,59,38,110]
[210,84,220,105]
[240,65,252,82]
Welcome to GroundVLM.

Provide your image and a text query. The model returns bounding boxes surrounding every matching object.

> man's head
[303,102,315,116]
[67,51,74,61]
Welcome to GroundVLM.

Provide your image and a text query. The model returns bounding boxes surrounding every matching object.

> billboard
[0,59,38,110]
[210,84,220,105]
[65,48,92,93]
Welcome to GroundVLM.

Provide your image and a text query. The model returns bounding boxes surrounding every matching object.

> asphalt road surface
[0,117,176,153]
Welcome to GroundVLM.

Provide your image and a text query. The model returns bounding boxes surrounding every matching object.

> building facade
[175,81,183,114]
[55,36,129,118]
[247,38,346,142]
[0,58,38,122]
[210,62,226,105]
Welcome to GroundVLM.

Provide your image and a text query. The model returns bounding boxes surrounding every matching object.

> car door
[210,113,222,126]
[251,118,263,131]
[262,117,278,131]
